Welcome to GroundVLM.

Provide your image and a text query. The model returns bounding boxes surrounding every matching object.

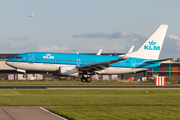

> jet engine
[53,66,79,77]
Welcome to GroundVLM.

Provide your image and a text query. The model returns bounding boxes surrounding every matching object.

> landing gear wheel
[81,77,86,82]
[23,74,26,78]
[86,77,91,82]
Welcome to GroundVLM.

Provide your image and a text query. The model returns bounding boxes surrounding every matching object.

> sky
[0,0,180,60]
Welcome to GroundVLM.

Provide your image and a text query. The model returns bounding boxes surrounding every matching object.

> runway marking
[1,108,15,120]
[39,107,68,120]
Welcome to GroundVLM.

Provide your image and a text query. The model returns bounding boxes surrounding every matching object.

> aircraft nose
[5,61,10,65]
[5,60,13,66]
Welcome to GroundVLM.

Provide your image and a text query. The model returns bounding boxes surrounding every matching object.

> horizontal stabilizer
[145,58,173,63]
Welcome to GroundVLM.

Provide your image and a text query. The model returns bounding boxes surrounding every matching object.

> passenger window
[86,61,88,63]
[38,58,40,60]
[36,58,37,60]
[61,60,62,61]
[123,63,125,65]
[56,59,57,61]
[84,61,85,63]
[73,60,74,62]
[66,60,67,62]
[43,59,45,61]
[53,59,55,61]
[71,60,72,62]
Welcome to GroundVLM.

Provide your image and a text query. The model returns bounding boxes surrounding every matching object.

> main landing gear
[81,75,92,83]
[23,74,26,78]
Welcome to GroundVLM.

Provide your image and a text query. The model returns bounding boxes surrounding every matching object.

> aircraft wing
[78,46,134,72]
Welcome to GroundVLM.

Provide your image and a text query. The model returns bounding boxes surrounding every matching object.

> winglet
[97,49,102,55]
[122,45,134,59]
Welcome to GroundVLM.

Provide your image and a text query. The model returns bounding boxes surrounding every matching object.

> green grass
[0,90,180,119]
[47,106,180,120]
[0,79,180,86]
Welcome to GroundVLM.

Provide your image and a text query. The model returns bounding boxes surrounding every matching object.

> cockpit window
[17,57,22,59]
[14,56,22,59]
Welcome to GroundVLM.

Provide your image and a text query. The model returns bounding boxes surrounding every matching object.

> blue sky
[0,0,180,59]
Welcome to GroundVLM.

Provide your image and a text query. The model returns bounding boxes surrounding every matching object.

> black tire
[86,77,91,82]
[81,77,86,82]
[23,74,26,78]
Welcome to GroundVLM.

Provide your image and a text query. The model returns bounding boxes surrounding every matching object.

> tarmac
[0,107,66,120]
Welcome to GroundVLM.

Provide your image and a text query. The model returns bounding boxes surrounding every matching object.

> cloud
[60,47,69,51]
[110,30,138,39]
[7,36,30,41]
[158,35,180,59]
[73,30,139,39]
[38,45,69,52]
[167,35,180,40]
[73,32,110,38]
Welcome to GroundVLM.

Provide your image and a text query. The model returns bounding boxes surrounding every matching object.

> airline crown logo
[144,40,160,51]
[149,40,156,45]
[65,69,70,72]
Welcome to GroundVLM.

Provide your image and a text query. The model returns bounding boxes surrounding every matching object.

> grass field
[0,78,180,87]
[0,90,180,120]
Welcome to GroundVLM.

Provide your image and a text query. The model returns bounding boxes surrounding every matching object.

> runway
[0,107,66,120]
[0,86,180,90]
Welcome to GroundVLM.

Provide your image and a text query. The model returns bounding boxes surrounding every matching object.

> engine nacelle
[54,66,79,77]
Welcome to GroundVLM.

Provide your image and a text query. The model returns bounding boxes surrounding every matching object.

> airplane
[6,25,172,82]
[28,14,34,17]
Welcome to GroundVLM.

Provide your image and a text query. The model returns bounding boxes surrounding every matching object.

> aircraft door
[131,59,136,69]
[28,54,34,63]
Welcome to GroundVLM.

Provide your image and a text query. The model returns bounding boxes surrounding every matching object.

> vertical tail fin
[132,25,168,60]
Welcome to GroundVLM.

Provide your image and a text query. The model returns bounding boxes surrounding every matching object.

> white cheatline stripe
[39,107,68,120]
